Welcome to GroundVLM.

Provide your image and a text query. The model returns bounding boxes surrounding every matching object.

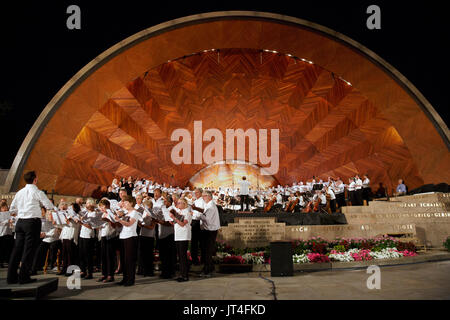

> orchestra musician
[312,190,327,211]
[362,174,371,204]
[347,177,356,206]
[325,185,336,213]
[354,175,363,206]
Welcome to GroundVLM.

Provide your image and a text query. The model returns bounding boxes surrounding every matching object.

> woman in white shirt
[59,202,81,276]
[97,199,118,283]
[31,207,60,275]
[0,203,14,268]
[114,195,139,286]
[169,198,192,282]
[78,199,99,279]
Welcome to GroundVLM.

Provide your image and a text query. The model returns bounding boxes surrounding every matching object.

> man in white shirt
[362,174,371,205]
[326,186,337,213]
[334,179,346,209]
[190,188,205,265]
[197,191,220,277]
[157,195,176,279]
[312,190,327,210]
[7,171,57,284]
[239,176,251,211]
[354,175,363,206]
[348,178,356,206]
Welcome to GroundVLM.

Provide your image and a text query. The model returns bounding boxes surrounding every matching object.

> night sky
[0,1,448,169]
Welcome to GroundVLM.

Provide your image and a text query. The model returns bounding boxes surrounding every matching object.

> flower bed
[214,236,418,265]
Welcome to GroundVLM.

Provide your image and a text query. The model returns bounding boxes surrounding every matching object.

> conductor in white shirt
[7,171,56,284]
[239,176,251,211]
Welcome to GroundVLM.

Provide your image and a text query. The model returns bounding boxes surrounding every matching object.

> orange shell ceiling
[10,15,448,197]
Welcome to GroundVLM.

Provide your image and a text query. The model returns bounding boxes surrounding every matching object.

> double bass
[264,194,276,212]
[285,196,299,212]
[304,193,321,213]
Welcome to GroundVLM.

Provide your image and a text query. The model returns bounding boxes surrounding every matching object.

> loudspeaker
[270,241,293,277]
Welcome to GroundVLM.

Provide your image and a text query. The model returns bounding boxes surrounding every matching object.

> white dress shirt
[363,178,370,188]
[174,207,192,241]
[327,188,336,200]
[119,210,139,239]
[313,194,327,205]
[276,194,283,205]
[192,197,206,220]
[355,179,363,190]
[79,209,98,239]
[100,209,116,238]
[0,211,13,236]
[239,180,251,195]
[348,181,356,191]
[199,200,221,231]
[9,184,56,219]
[159,205,175,239]
[41,218,60,243]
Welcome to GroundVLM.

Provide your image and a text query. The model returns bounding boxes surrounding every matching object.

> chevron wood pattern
[50,49,422,195]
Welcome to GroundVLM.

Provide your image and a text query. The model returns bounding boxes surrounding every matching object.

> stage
[219,209,348,226]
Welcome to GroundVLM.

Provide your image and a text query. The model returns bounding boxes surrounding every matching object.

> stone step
[0,277,59,300]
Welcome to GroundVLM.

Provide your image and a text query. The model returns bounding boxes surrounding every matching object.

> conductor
[7,171,56,284]
[239,176,251,211]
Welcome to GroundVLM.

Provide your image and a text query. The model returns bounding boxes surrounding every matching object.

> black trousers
[101,236,116,278]
[362,187,372,203]
[240,195,249,211]
[348,191,355,205]
[176,240,189,279]
[31,239,61,272]
[200,230,218,274]
[329,199,337,213]
[158,234,176,277]
[355,189,363,206]
[94,238,102,269]
[190,220,201,264]
[7,218,41,283]
[121,237,138,285]
[335,193,343,208]
[31,240,48,272]
[61,239,76,273]
[0,234,14,265]
[138,236,154,276]
[79,237,95,275]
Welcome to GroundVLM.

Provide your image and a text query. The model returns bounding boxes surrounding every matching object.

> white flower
[293,254,310,264]
[369,248,403,259]
[329,250,355,262]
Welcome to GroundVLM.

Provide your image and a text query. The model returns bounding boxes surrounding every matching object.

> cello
[264,193,276,212]
[285,194,299,212]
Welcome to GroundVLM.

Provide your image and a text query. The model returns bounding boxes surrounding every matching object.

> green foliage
[332,245,346,252]
[443,236,450,251]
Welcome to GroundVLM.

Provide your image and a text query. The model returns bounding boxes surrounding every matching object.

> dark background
[0,0,448,169]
